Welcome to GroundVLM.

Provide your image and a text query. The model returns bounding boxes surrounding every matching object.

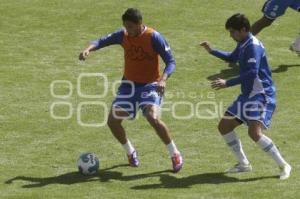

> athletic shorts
[262,0,300,20]
[226,94,276,129]
[112,80,162,119]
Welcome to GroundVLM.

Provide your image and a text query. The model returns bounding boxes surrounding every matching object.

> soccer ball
[77,153,100,175]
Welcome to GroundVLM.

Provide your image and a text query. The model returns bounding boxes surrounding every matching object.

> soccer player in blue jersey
[79,8,183,172]
[201,13,291,180]
[251,0,300,55]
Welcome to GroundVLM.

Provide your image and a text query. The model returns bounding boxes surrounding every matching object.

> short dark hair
[122,8,142,24]
[225,13,250,31]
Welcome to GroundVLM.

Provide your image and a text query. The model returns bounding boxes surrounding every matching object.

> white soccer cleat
[225,163,252,173]
[289,43,300,56]
[279,164,292,180]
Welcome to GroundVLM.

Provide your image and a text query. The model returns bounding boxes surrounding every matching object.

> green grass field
[1,0,300,198]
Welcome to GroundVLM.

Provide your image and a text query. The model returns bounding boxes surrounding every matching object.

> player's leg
[218,112,242,135]
[143,104,183,172]
[144,105,171,144]
[248,120,291,180]
[290,1,300,54]
[218,112,252,173]
[290,32,300,55]
[138,82,182,172]
[252,0,290,35]
[108,81,140,167]
[107,107,129,145]
[246,95,291,180]
[251,16,273,35]
[107,107,139,167]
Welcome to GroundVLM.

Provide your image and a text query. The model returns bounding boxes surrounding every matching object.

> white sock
[223,131,249,165]
[167,140,179,157]
[256,134,288,167]
[293,33,300,48]
[122,139,135,155]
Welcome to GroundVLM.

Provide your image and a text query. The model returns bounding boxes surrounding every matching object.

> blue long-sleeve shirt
[210,33,276,101]
[91,28,176,76]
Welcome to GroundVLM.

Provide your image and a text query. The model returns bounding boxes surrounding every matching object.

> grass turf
[1,0,299,198]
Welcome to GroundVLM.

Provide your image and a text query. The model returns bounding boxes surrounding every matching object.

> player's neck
[135,25,146,37]
[239,32,251,43]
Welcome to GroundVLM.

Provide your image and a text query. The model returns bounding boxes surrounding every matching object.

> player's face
[228,28,247,42]
[123,21,142,37]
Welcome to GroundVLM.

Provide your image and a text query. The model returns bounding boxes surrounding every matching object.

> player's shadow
[272,64,300,73]
[131,172,278,190]
[207,63,240,81]
[4,164,172,188]
[4,164,126,188]
[5,164,277,189]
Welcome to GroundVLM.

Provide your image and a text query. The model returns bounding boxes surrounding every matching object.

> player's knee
[262,16,273,27]
[144,106,160,125]
[146,114,158,124]
[218,122,227,135]
[248,132,258,142]
[107,116,114,128]
[248,129,262,142]
[107,114,121,128]
[248,121,263,142]
[146,114,160,126]
[218,120,235,135]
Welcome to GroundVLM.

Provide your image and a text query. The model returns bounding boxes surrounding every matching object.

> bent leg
[219,113,250,171]
[143,104,183,172]
[107,107,129,145]
[144,105,172,145]
[249,120,291,179]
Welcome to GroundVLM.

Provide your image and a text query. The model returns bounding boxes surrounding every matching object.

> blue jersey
[91,27,176,77]
[210,33,276,103]
[262,0,300,20]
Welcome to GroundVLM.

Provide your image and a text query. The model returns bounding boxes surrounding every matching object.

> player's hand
[79,49,90,61]
[156,80,166,96]
[211,78,227,90]
[200,41,212,53]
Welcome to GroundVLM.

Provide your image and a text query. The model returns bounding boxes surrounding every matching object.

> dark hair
[225,13,250,31]
[122,8,142,24]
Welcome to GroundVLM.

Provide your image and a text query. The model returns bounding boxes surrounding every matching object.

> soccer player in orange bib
[79,8,183,172]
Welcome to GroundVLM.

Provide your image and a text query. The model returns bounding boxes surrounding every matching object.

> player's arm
[200,41,238,63]
[152,32,176,95]
[251,16,273,35]
[225,45,260,87]
[79,29,124,61]
[212,45,260,90]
